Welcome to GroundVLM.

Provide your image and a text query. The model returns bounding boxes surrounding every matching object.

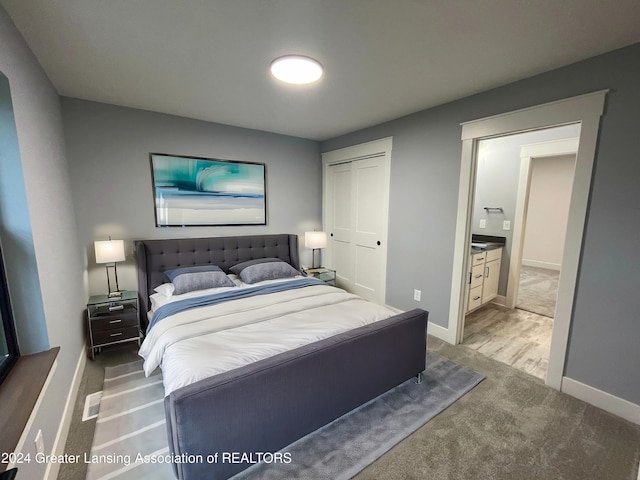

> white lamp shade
[305,231,327,249]
[94,239,125,264]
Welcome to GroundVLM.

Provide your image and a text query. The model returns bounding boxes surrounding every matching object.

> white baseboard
[427,320,456,344]
[384,304,456,345]
[384,304,403,314]
[562,376,640,425]
[492,295,507,306]
[45,344,87,480]
[522,259,561,271]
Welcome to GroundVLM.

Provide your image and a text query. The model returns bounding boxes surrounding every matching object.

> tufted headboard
[135,234,300,329]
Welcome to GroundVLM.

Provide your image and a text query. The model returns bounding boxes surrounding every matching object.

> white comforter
[138,284,395,396]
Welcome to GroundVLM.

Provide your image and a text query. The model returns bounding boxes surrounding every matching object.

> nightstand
[304,267,336,286]
[87,290,140,359]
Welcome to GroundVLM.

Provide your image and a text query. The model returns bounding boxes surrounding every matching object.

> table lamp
[94,238,125,297]
[305,231,327,269]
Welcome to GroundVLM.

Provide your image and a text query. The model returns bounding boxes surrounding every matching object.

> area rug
[86,352,484,480]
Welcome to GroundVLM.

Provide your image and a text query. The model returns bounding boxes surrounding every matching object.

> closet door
[323,138,391,305]
[327,162,354,288]
[350,156,386,301]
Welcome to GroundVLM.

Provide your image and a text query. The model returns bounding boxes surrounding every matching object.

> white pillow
[149,282,239,311]
[150,292,170,311]
[154,283,175,297]
[237,275,302,288]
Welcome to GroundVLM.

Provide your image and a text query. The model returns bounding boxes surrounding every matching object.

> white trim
[383,304,453,344]
[492,295,507,306]
[321,137,393,164]
[449,90,607,391]
[460,90,608,139]
[384,304,403,314]
[44,345,87,480]
[521,259,562,271]
[506,137,578,308]
[562,377,640,426]
[9,359,58,470]
[450,139,477,344]
[427,320,456,344]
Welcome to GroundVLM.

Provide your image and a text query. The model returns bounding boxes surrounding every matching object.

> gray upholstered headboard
[135,234,300,329]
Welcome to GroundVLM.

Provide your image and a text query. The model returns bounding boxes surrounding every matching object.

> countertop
[470,242,503,253]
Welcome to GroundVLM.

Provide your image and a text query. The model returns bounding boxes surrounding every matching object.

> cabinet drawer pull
[477,257,485,261]
[473,296,481,301]
[109,319,122,324]
[485,267,490,277]
[110,332,123,337]
[474,274,483,279]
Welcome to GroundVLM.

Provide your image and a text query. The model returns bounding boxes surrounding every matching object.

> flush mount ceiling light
[270,55,323,85]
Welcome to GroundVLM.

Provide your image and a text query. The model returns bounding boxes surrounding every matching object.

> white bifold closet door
[323,141,390,305]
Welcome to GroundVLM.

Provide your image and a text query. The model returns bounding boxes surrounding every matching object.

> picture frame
[149,153,267,227]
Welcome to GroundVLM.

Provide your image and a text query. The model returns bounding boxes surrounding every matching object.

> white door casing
[448,90,607,391]
[322,138,392,305]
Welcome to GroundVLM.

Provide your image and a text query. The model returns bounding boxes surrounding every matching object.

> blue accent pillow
[164,265,235,295]
[230,258,299,284]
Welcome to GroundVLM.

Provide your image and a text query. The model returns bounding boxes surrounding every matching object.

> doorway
[516,152,576,317]
[507,136,579,312]
[448,91,607,391]
[461,127,579,380]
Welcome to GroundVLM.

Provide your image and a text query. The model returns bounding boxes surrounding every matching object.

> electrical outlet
[503,220,511,231]
[413,289,421,302]
[35,429,44,454]
[479,219,486,229]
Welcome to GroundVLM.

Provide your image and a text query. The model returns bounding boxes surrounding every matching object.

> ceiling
[3,0,640,141]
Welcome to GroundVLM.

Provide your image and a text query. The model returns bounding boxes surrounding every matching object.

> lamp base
[108,291,123,298]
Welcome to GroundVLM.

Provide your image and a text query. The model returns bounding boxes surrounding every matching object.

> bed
[135,233,428,480]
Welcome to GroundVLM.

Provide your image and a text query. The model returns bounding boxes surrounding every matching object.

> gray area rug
[517,265,559,318]
[86,352,483,480]
[234,351,484,479]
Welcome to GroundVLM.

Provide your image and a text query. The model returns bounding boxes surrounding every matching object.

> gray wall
[322,43,640,405]
[61,99,322,296]
[0,5,86,479]
[472,124,580,295]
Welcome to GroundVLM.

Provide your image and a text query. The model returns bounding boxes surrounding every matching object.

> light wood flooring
[462,303,553,380]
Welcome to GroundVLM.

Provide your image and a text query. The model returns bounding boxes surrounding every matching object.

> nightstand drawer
[92,326,140,346]
[91,310,138,332]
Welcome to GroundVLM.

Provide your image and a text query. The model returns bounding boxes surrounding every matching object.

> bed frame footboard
[164,308,428,480]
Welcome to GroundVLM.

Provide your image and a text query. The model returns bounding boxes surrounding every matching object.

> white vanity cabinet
[481,248,502,304]
[466,247,502,313]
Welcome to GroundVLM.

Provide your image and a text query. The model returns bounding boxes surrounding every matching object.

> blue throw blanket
[147,277,325,333]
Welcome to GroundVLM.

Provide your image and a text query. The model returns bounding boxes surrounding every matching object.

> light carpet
[87,352,483,480]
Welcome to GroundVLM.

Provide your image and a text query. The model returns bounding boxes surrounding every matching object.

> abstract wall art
[149,153,266,226]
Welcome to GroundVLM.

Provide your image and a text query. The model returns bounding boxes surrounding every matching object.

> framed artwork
[149,153,266,227]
